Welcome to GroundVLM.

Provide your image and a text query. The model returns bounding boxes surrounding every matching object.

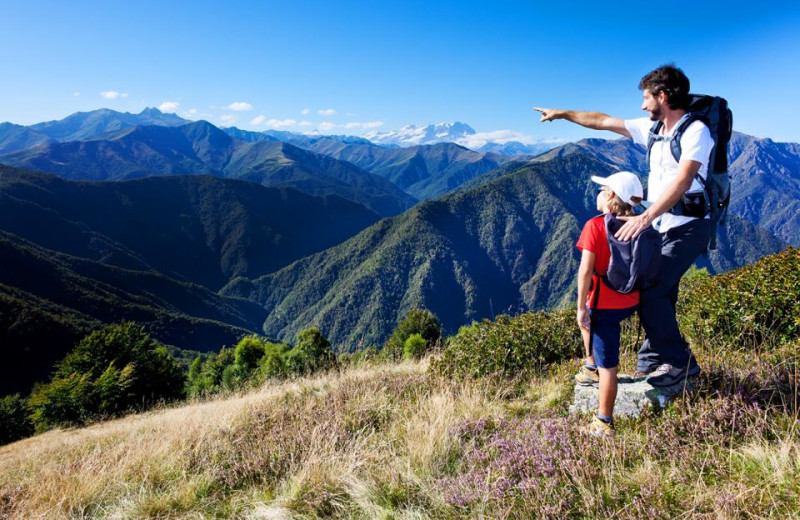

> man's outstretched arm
[533,107,631,138]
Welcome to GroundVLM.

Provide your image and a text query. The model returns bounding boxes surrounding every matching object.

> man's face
[641,89,662,121]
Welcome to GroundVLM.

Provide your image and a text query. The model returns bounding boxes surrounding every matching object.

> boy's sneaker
[587,416,615,438]
[647,362,701,387]
[574,365,599,386]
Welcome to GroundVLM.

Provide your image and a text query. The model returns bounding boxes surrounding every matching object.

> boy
[574,171,643,438]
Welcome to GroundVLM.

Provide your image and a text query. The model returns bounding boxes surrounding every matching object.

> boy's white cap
[591,171,643,206]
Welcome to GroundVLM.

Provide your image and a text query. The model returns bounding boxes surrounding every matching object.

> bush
[432,310,581,379]
[29,322,185,430]
[403,333,428,359]
[260,342,288,379]
[292,327,335,374]
[234,335,266,372]
[383,309,442,360]
[679,248,800,349]
[0,394,34,445]
[187,348,235,396]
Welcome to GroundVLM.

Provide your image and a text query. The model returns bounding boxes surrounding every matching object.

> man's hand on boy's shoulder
[615,213,655,241]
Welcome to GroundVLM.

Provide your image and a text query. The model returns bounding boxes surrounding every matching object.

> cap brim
[590,175,609,185]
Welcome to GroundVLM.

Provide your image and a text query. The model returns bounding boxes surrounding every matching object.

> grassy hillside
[0,249,798,519]
[2,357,797,519]
[1,345,796,518]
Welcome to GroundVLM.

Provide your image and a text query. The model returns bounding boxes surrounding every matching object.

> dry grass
[2,350,798,519]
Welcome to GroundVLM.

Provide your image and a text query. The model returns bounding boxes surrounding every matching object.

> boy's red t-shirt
[576,214,640,310]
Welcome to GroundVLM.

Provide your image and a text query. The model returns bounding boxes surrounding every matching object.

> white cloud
[318,108,336,117]
[73,92,80,97]
[298,120,313,127]
[319,121,337,131]
[264,119,298,129]
[454,130,562,148]
[100,90,128,100]
[344,120,385,130]
[227,102,253,111]
[182,108,199,119]
[250,115,267,125]
[220,114,237,125]
[158,101,180,113]
[301,108,310,115]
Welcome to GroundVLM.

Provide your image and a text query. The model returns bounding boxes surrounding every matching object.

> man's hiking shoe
[574,365,599,386]
[586,416,615,438]
[647,363,701,387]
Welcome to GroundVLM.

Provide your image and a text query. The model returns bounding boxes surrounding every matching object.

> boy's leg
[591,306,636,416]
[597,367,618,418]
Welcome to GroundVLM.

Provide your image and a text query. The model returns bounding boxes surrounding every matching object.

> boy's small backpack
[601,213,662,295]
[646,94,733,250]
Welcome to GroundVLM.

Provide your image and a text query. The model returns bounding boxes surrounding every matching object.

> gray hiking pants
[637,218,712,372]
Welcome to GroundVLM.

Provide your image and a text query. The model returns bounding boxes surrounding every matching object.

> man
[534,64,712,387]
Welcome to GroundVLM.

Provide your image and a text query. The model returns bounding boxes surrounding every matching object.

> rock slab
[569,374,696,418]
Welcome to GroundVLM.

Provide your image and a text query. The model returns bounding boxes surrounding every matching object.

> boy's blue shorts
[590,306,637,369]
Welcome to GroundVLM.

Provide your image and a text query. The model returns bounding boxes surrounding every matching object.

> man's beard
[649,106,662,121]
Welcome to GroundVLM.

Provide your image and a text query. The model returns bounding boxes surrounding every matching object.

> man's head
[639,64,691,121]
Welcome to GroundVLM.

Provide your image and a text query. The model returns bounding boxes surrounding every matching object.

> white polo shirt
[624,117,714,233]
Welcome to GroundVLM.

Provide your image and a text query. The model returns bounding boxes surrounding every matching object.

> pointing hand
[533,107,561,122]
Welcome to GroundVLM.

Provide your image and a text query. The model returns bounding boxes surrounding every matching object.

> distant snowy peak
[364,122,476,146]
[364,121,566,155]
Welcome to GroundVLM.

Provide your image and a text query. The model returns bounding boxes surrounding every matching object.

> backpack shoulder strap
[645,121,662,168]
[670,114,710,188]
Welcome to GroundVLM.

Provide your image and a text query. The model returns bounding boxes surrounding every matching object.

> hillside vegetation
[224,154,787,350]
[1,249,797,519]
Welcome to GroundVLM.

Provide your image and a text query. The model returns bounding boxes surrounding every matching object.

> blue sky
[2,0,799,143]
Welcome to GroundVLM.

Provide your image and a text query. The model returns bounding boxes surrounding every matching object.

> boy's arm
[533,107,631,138]
[577,249,595,331]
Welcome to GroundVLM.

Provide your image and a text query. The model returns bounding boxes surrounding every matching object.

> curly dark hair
[639,64,691,110]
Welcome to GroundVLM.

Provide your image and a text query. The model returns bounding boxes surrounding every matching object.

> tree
[234,335,267,373]
[0,394,34,445]
[383,309,442,360]
[260,342,288,379]
[294,327,335,372]
[28,322,185,430]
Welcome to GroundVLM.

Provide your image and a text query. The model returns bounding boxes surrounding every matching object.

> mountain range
[0,108,797,393]
[0,121,416,217]
[221,154,787,350]
[0,107,187,155]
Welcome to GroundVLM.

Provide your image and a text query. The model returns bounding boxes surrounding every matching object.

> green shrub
[234,335,266,372]
[403,333,428,359]
[28,322,185,431]
[293,327,335,373]
[383,309,441,360]
[679,248,800,349]
[284,348,311,376]
[187,348,235,396]
[260,342,288,379]
[0,394,34,445]
[432,310,581,379]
